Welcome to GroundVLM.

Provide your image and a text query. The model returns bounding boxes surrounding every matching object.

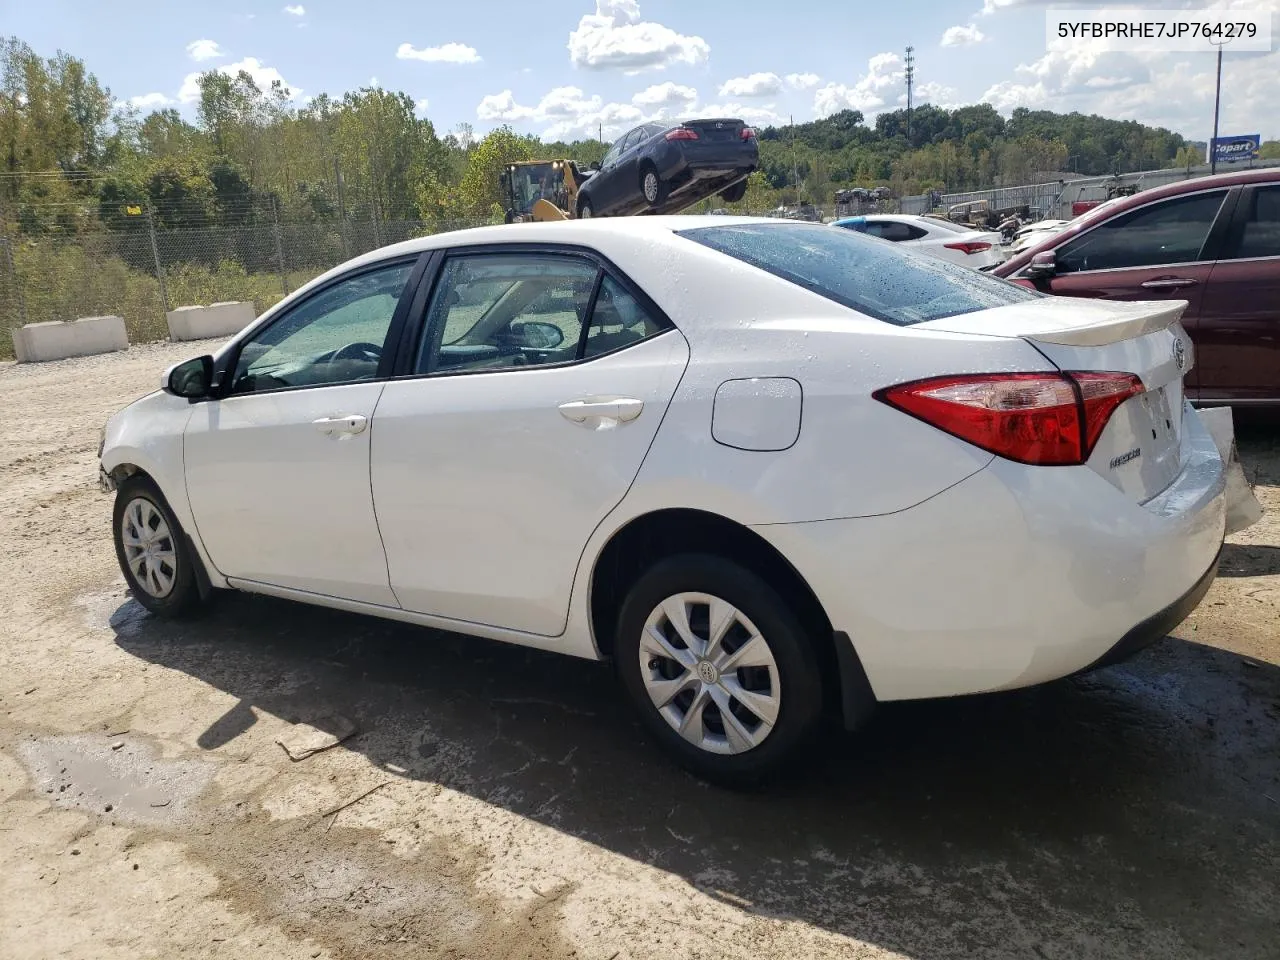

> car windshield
[678,222,1042,326]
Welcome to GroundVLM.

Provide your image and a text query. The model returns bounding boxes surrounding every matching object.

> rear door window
[679,222,1040,326]
[1054,190,1228,273]
[1221,185,1280,260]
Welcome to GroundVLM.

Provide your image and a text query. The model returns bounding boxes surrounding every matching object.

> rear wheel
[640,165,667,208]
[719,180,748,204]
[112,476,204,618]
[615,554,825,785]
[577,196,595,219]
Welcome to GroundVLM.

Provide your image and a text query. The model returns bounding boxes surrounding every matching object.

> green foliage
[458,126,538,218]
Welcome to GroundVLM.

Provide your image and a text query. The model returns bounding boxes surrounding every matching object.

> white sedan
[101,217,1228,785]
[830,213,1006,269]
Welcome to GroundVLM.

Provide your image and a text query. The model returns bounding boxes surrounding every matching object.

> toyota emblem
[1173,337,1186,371]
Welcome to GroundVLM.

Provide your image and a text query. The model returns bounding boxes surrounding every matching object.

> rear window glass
[921,216,970,233]
[678,222,1041,326]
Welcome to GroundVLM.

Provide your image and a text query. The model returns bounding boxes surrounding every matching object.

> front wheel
[577,196,595,219]
[614,554,825,786]
[112,476,204,618]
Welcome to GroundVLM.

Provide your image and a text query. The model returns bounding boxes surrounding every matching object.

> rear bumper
[1075,545,1220,674]
[752,403,1226,701]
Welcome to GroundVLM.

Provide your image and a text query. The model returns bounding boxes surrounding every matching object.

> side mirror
[1024,251,1057,279]
[163,355,214,400]
[511,321,564,350]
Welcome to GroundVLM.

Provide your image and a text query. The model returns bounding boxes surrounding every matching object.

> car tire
[614,553,825,786]
[112,475,204,618]
[640,164,667,209]
[577,196,595,219]
[719,180,748,204]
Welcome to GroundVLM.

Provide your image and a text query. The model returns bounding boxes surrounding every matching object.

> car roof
[290,216,790,296]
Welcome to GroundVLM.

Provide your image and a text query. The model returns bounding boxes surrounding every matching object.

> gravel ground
[1,341,1277,960]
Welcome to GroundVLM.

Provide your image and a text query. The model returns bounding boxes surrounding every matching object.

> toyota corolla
[100,217,1229,784]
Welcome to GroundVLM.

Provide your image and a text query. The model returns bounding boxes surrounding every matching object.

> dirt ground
[1,340,1277,960]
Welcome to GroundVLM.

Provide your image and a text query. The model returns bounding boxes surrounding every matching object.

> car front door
[183,256,421,605]
[1196,182,1280,404]
[370,248,689,637]
[1029,187,1235,398]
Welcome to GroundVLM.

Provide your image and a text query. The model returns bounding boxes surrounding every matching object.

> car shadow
[1218,542,1280,578]
[111,592,1280,959]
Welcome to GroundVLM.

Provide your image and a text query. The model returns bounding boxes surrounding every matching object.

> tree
[458,126,538,219]
[1175,145,1201,173]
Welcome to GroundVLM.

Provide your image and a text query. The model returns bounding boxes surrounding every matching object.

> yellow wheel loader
[500,159,594,223]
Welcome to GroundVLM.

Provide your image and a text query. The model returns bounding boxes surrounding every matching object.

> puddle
[18,733,216,824]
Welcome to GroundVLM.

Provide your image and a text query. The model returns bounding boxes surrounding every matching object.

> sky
[3,0,1278,143]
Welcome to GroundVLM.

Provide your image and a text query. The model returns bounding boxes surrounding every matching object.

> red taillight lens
[1073,372,1146,452]
[874,372,1144,466]
[665,127,699,141]
[943,241,993,254]
[741,127,756,140]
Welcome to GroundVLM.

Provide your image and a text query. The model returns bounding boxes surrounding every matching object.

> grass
[2,244,321,361]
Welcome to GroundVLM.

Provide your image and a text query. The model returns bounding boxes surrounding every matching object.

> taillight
[741,127,756,140]
[874,371,1144,466]
[944,241,992,254]
[665,127,699,141]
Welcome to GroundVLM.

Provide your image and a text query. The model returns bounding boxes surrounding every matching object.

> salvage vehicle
[996,167,1280,406]
[102,217,1239,784]
[575,119,758,218]
[832,213,1005,270]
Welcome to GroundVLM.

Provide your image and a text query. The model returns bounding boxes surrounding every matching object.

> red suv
[994,167,1280,406]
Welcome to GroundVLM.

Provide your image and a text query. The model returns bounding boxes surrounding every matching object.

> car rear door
[369,248,689,637]
[1027,187,1236,399]
[1196,182,1280,404]
[609,128,648,214]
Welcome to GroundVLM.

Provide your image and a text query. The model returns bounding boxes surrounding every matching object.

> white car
[101,217,1228,785]
[831,213,1006,269]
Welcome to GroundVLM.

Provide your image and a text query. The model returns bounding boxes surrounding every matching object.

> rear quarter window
[678,222,1041,326]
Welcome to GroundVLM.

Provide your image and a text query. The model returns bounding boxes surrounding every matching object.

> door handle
[313,414,368,437]
[1141,277,1198,290]
[558,398,644,424]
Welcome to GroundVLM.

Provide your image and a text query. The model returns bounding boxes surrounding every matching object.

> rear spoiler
[918,298,1187,348]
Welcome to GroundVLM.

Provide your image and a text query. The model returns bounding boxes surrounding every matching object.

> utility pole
[905,46,915,143]
[1210,44,1224,175]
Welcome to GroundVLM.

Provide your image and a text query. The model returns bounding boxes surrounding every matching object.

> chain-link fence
[1,211,491,360]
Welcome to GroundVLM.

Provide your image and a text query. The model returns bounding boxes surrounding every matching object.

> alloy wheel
[643,172,660,203]
[639,592,781,755]
[120,497,177,598]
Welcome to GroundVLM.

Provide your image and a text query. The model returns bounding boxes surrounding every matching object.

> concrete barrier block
[165,301,257,342]
[11,315,129,363]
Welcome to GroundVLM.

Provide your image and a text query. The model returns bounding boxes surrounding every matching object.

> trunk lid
[682,118,745,143]
[917,297,1194,503]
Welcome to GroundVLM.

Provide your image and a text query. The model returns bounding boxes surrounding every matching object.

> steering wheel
[329,341,383,363]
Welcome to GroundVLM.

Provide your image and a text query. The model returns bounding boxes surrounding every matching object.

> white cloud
[632,81,697,109]
[178,56,301,104]
[813,52,904,117]
[568,0,709,72]
[186,39,223,62]
[718,72,782,98]
[415,98,430,114]
[283,4,305,15]
[130,92,174,109]
[477,90,536,122]
[941,24,986,46]
[396,42,482,64]
[477,85,653,140]
[369,76,380,88]
[785,72,821,90]
[912,81,963,109]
